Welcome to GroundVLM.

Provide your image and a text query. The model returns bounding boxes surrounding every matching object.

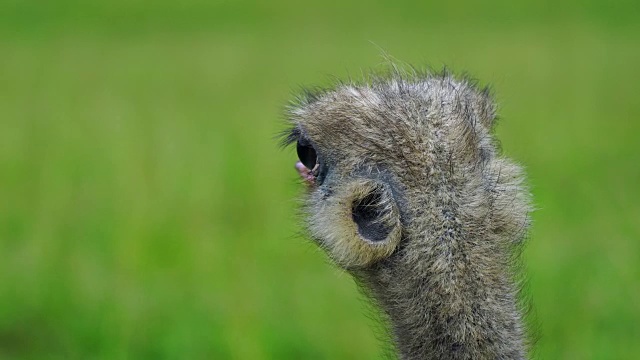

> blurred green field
[1,1,639,359]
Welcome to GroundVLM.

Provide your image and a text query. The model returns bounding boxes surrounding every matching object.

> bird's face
[291,132,404,268]
[283,85,412,269]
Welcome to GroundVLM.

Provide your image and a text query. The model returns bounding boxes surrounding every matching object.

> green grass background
[1,1,639,359]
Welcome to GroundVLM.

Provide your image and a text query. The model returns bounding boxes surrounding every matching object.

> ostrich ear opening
[351,185,400,244]
[309,179,402,268]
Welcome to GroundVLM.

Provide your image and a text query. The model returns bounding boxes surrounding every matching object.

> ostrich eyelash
[278,127,301,148]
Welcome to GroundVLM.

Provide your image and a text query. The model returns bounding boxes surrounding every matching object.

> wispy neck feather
[355,159,531,360]
[358,238,526,359]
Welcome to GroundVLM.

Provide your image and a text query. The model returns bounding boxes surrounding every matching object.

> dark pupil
[296,141,317,170]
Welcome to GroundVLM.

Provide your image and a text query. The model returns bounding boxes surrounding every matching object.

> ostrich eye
[296,140,317,170]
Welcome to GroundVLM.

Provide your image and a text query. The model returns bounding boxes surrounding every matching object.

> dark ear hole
[352,189,392,242]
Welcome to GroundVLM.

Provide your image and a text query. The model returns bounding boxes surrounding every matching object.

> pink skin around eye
[295,161,317,186]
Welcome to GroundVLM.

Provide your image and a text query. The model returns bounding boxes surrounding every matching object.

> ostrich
[282,68,533,359]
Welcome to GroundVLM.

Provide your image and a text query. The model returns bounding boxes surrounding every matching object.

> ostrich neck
[356,229,527,360]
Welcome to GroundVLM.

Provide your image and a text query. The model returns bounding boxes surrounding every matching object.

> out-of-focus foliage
[0,1,638,359]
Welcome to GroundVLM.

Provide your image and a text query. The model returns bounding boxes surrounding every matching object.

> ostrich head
[282,69,532,358]
[284,71,530,269]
